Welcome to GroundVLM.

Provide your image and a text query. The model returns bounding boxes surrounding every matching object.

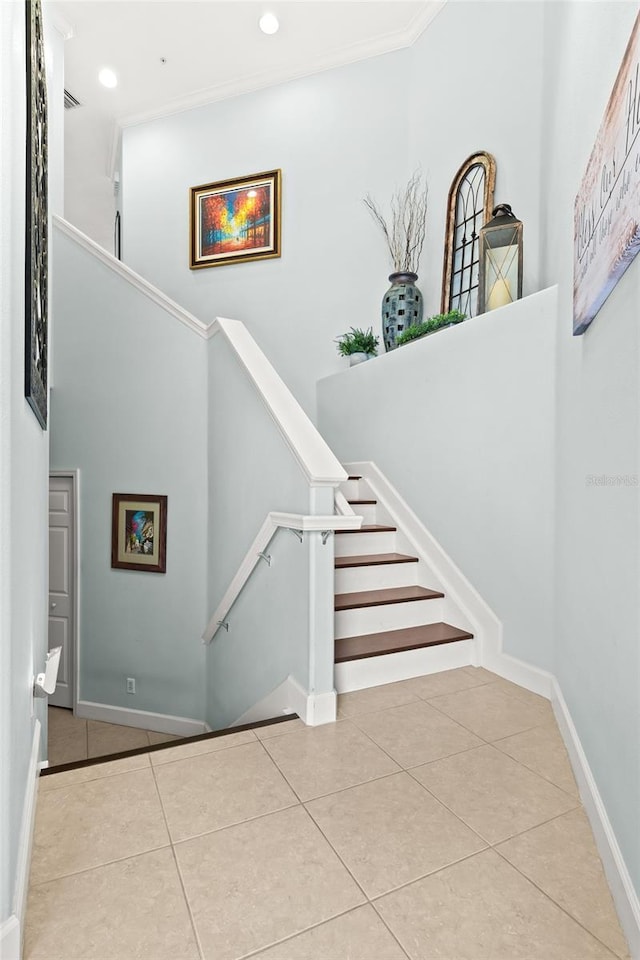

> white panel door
[49,475,75,709]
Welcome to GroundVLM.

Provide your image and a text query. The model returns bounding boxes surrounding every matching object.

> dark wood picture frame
[189,168,282,269]
[111,494,168,574]
[25,0,49,429]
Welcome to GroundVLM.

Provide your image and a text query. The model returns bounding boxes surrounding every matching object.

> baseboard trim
[0,915,20,960]
[481,650,554,699]
[4,719,42,960]
[75,701,207,737]
[232,676,337,728]
[551,679,640,959]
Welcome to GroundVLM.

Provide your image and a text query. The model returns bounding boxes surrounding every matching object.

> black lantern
[478,204,523,313]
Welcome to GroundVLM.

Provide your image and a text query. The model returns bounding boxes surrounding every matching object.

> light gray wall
[206,333,311,728]
[541,0,640,893]
[318,287,557,671]
[51,229,208,721]
[408,0,544,315]
[0,4,60,923]
[120,50,410,420]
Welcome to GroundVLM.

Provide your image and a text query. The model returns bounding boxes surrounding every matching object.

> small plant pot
[349,352,371,366]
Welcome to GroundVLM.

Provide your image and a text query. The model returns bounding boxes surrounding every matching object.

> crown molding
[47,9,74,41]
[118,0,448,129]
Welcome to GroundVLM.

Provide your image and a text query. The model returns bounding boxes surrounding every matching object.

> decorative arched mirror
[441,152,496,318]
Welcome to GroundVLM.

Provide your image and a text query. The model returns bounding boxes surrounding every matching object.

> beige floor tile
[151,728,256,765]
[47,733,88,767]
[337,680,418,718]
[353,700,483,768]
[254,718,306,739]
[48,707,86,737]
[154,740,297,841]
[498,809,629,958]
[488,676,553,708]
[461,666,501,684]
[146,730,182,744]
[262,720,399,800]
[306,772,486,897]
[404,666,494,700]
[30,768,169,883]
[411,744,578,844]
[493,723,579,796]
[375,848,616,960]
[87,719,151,757]
[175,805,365,960]
[251,905,408,960]
[428,681,554,741]
[24,848,199,960]
[39,754,151,792]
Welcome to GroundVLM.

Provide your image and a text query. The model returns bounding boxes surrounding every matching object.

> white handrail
[213,317,348,487]
[53,216,214,340]
[202,509,362,644]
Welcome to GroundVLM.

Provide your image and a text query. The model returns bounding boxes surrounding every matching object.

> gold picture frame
[190,169,282,269]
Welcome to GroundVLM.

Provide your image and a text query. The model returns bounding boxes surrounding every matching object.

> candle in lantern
[487,277,512,311]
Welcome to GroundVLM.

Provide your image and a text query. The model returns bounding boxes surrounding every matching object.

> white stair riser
[345,503,377,525]
[335,598,444,639]
[340,479,362,499]
[334,639,475,693]
[334,531,397,557]
[335,562,419,594]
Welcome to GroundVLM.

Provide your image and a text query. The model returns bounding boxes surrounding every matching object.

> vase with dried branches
[364,172,428,351]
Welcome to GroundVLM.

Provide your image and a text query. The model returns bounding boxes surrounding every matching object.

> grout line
[149,760,206,960]
[28,841,172,887]
[147,730,259,769]
[492,845,625,958]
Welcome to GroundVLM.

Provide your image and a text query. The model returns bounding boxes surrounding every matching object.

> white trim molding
[230,675,336,728]
[75,701,208,738]
[215,317,348,486]
[552,680,640,958]
[53,216,213,340]
[118,1,447,130]
[2,720,42,960]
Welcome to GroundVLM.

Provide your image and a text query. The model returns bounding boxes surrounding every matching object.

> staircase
[334,473,475,693]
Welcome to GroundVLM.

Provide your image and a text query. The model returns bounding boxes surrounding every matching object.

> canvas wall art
[190,169,281,269]
[574,12,640,334]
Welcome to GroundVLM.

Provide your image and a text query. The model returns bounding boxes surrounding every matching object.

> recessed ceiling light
[259,12,279,35]
[98,68,117,89]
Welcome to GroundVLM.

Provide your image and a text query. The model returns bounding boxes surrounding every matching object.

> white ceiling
[47,0,443,248]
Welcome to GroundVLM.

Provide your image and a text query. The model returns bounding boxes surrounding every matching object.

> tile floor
[27,668,629,960]
[47,706,182,767]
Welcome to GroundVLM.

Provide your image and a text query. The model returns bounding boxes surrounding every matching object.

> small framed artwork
[190,168,281,269]
[111,494,167,573]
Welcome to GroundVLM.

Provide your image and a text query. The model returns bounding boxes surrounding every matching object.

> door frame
[49,470,80,713]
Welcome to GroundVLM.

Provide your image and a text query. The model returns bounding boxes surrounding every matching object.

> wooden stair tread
[337,524,396,534]
[347,499,377,505]
[335,552,418,569]
[335,623,474,662]
[335,585,444,610]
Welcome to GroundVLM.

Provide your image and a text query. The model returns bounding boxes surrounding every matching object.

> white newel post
[306,486,338,724]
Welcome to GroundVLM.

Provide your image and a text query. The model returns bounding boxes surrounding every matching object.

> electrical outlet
[126,677,136,694]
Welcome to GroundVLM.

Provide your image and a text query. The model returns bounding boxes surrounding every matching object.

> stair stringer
[343,461,502,672]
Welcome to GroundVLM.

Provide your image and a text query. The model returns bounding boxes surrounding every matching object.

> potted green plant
[396,310,466,346]
[335,327,379,366]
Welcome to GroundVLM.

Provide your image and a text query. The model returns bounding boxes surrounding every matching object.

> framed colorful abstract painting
[190,169,281,269]
[111,494,167,573]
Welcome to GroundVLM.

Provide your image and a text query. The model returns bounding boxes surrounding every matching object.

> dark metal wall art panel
[25,0,49,429]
